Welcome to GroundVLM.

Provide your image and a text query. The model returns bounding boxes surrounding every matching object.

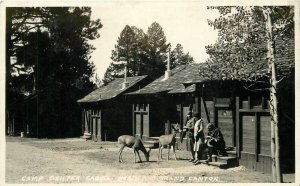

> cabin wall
[132,96,180,140]
[130,80,294,174]
[81,98,133,141]
[102,99,133,141]
[236,95,272,173]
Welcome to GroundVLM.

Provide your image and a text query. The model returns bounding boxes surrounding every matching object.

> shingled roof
[127,63,207,95]
[77,75,147,103]
[125,37,294,96]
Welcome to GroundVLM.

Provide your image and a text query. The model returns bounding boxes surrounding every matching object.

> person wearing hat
[180,111,196,162]
[192,112,205,165]
[204,123,227,162]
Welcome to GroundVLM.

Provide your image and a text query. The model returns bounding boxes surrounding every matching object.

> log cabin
[77,75,151,141]
[125,38,294,173]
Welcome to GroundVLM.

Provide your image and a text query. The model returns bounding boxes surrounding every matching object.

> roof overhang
[124,89,170,96]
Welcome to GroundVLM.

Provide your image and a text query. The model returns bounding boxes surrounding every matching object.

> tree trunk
[6,8,13,136]
[263,7,283,183]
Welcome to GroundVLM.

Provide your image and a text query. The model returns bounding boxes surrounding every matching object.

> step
[217,156,238,165]
[226,151,237,157]
[208,161,228,169]
[227,150,237,157]
[198,160,227,169]
[210,154,239,166]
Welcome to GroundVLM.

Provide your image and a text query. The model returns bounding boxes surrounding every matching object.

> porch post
[236,96,240,157]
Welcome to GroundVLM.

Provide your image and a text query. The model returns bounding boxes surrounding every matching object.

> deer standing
[118,135,151,163]
[158,124,181,161]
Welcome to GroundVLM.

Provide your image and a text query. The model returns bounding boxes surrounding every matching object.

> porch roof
[77,75,147,103]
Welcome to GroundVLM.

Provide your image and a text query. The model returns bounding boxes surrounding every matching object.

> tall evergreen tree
[6,7,102,137]
[145,22,170,78]
[103,22,195,84]
[103,25,140,85]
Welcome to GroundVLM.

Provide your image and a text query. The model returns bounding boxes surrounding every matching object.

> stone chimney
[121,63,129,89]
[163,49,171,81]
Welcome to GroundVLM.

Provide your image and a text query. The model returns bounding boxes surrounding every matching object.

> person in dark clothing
[180,111,196,162]
[192,112,205,165]
[204,123,227,162]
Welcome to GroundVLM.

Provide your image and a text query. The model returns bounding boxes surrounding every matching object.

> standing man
[192,112,205,165]
[180,111,196,162]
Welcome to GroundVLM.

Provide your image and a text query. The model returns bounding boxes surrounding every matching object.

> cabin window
[241,97,249,109]
[215,98,231,107]
[251,95,262,109]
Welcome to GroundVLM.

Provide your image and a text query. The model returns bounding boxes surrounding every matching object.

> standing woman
[192,112,205,165]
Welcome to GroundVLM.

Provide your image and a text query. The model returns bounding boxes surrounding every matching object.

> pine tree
[6,7,102,137]
[170,43,194,69]
[145,22,170,78]
[103,22,195,83]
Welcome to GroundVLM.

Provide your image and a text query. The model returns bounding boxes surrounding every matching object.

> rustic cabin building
[77,76,151,141]
[126,64,203,143]
[126,38,294,173]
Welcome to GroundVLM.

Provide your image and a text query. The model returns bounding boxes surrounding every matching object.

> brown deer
[118,135,151,163]
[158,124,181,161]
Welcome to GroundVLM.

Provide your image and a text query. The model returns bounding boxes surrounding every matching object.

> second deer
[158,124,181,161]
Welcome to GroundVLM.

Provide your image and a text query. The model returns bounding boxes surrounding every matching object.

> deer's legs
[136,150,142,162]
[158,145,161,161]
[134,149,137,163]
[158,144,163,161]
[167,145,170,161]
[173,144,177,160]
[118,145,125,163]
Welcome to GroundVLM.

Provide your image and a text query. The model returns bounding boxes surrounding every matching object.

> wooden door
[134,113,150,138]
[135,113,142,137]
[96,117,101,141]
[241,114,256,153]
[91,115,101,142]
[92,117,96,141]
[259,115,271,155]
[84,110,91,133]
[142,114,149,138]
[217,109,234,147]
[182,106,191,126]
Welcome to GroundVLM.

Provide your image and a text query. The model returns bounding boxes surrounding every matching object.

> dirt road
[5,137,294,183]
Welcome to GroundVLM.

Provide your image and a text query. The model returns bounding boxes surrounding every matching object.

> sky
[90,3,220,79]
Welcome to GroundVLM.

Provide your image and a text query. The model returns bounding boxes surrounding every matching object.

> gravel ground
[5,136,295,183]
